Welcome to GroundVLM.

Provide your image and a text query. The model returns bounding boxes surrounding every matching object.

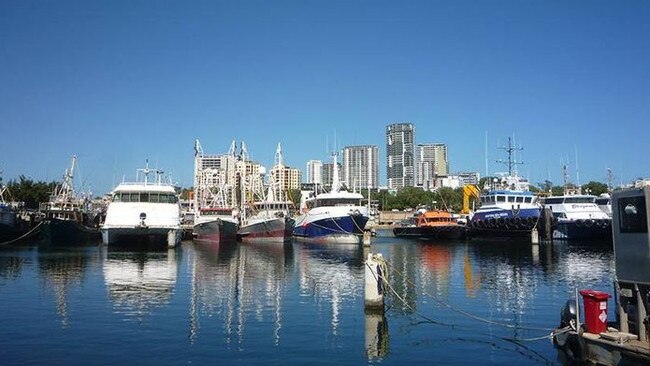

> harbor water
[0,232,615,365]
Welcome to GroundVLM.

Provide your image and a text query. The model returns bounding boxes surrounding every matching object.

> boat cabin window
[544,198,563,204]
[496,196,505,202]
[253,203,295,211]
[516,196,524,203]
[113,192,178,203]
[307,198,361,209]
[507,196,515,203]
[618,196,647,233]
[564,197,594,204]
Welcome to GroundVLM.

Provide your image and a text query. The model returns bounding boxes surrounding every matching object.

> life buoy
[584,219,593,227]
[575,219,583,228]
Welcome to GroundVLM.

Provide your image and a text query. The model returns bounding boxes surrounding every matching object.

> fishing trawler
[292,152,369,244]
[239,196,295,242]
[101,161,182,248]
[0,176,20,243]
[191,139,238,244]
[238,143,295,243]
[40,156,101,245]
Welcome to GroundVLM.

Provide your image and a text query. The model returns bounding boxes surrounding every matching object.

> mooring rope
[0,221,43,246]
[365,261,454,327]
[365,258,571,347]
[385,260,556,332]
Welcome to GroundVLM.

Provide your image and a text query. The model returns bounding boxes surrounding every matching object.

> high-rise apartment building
[271,165,301,192]
[321,162,342,189]
[270,143,301,193]
[306,160,323,185]
[386,123,415,189]
[342,145,378,189]
[416,143,449,190]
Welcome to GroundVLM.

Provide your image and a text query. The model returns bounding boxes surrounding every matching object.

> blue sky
[1,1,648,195]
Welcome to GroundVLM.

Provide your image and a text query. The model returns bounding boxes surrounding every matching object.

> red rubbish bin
[579,289,610,334]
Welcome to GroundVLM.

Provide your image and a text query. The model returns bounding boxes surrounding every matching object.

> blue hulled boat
[292,152,369,244]
[468,137,541,239]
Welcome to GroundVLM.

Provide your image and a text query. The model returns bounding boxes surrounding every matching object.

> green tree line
[3,176,57,209]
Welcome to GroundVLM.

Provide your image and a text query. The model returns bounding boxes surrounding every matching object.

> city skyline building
[306,160,323,185]
[342,145,379,190]
[386,123,415,189]
[321,162,342,189]
[270,143,301,193]
[416,143,449,190]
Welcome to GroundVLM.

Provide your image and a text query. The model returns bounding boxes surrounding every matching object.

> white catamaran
[101,162,182,248]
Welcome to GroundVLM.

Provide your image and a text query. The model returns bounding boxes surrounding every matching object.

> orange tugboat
[393,210,467,240]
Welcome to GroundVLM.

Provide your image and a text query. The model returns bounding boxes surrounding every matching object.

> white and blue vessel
[542,193,611,241]
[469,180,541,238]
[468,138,541,238]
[292,153,369,244]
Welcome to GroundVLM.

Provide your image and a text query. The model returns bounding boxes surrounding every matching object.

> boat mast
[62,155,77,201]
[607,168,613,192]
[562,163,569,193]
[331,150,340,193]
[496,137,523,177]
[193,139,203,214]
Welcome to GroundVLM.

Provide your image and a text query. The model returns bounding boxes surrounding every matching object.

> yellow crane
[461,184,480,215]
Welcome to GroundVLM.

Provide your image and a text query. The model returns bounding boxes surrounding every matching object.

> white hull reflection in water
[1,237,618,365]
[103,248,179,319]
[188,240,294,346]
[297,243,364,335]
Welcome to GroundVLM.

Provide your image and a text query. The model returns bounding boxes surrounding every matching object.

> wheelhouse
[480,191,536,205]
[112,191,178,204]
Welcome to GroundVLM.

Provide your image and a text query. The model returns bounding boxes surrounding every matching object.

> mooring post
[364,253,386,311]
[544,207,553,241]
[363,229,371,246]
[531,227,539,244]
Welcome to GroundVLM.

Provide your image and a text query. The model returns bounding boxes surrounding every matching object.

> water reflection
[0,252,30,284]
[365,310,389,360]
[384,242,419,315]
[0,234,620,366]
[103,247,180,320]
[297,243,364,336]
[37,248,97,327]
[188,239,295,347]
[387,239,615,329]
[419,242,452,298]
